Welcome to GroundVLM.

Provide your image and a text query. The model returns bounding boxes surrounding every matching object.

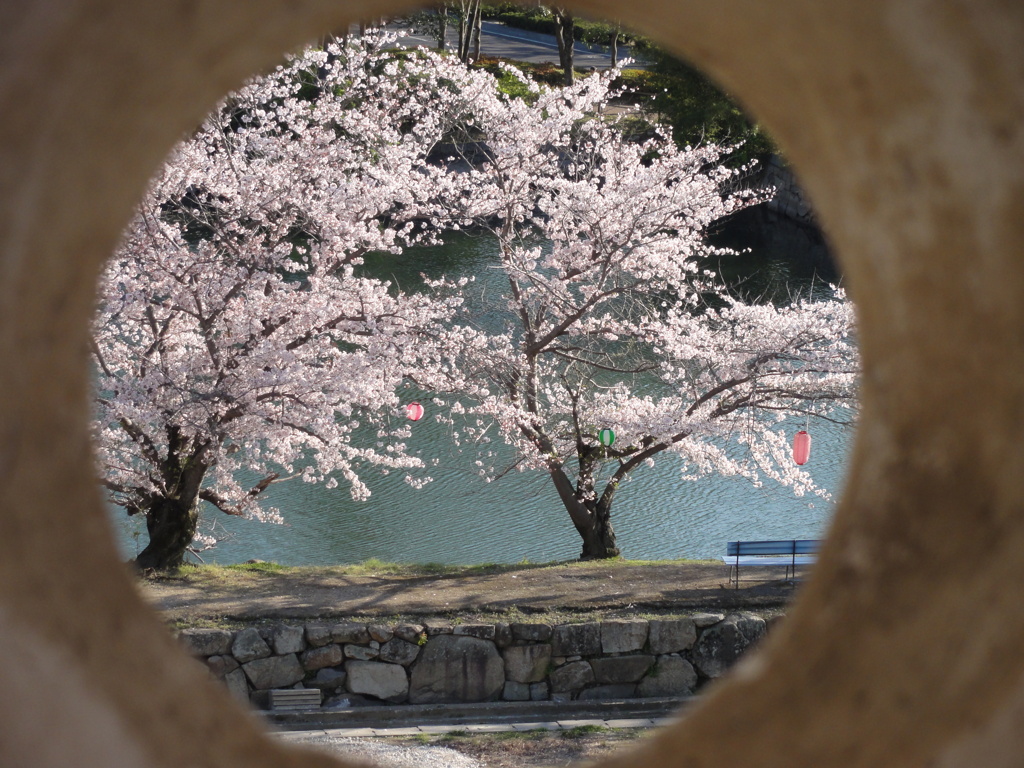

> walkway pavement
[276,715,676,741]
[268,697,690,739]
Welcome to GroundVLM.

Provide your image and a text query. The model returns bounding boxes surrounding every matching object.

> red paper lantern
[793,430,811,465]
[405,402,424,421]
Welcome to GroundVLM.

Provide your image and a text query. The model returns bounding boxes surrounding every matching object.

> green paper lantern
[598,428,615,447]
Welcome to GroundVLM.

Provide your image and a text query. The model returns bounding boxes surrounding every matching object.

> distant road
[392,19,646,70]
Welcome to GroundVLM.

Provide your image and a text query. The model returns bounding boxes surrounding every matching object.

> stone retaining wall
[178,612,776,709]
[757,155,816,225]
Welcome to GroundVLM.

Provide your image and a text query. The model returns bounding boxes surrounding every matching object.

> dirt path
[139,561,805,625]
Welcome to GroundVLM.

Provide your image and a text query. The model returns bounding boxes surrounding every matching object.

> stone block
[692,612,766,678]
[577,684,636,700]
[205,655,239,679]
[346,661,409,703]
[301,643,343,671]
[232,628,271,663]
[551,623,601,657]
[530,682,549,701]
[503,681,530,701]
[379,638,420,667]
[550,660,594,692]
[307,667,347,692]
[601,620,648,654]
[648,619,697,654]
[305,624,332,647]
[423,621,453,635]
[691,613,725,628]
[331,623,370,644]
[453,624,496,640]
[242,654,304,690]
[269,624,305,655]
[511,623,553,642]
[222,668,249,703]
[590,655,654,684]
[408,635,504,704]
[493,623,513,648]
[368,625,393,643]
[179,628,234,657]
[344,644,378,661]
[502,644,552,684]
[393,624,425,643]
[637,656,697,697]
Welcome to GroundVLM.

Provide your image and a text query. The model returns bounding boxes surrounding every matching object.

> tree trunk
[578,500,621,560]
[610,29,619,67]
[552,9,575,86]
[457,11,468,60]
[134,495,200,570]
[548,465,621,559]
[437,6,448,51]
[472,4,482,61]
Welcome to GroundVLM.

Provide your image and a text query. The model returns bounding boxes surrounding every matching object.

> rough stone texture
[551,623,601,657]
[393,625,425,643]
[511,623,553,642]
[368,625,393,643]
[638,656,698,697]
[691,613,726,628]
[224,668,250,703]
[550,660,595,692]
[331,623,370,644]
[601,620,649,654]
[205,655,240,679]
[269,625,305,655]
[346,661,409,703]
[578,684,637,700]
[379,638,420,666]
[305,624,332,648]
[453,624,496,640]
[590,655,655,684]
[503,681,531,701]
[344,644,378,661]
[530,682,549,701]
[503,643,552,683]
[308,668,347,692]
[408,635,505,704]
[301,644,343,671]
[493,623,513,649]
[692,612,767,678]
[649,619,697,654]
[179,628,234,657]
[423,622,453,635]
[232,628,271,663]
[242,654,304,690]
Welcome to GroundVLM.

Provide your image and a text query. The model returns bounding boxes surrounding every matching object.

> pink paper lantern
[405,402,424,421]
[793,430,811,465]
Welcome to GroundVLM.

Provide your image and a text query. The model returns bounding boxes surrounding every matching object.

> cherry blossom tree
[95,37,857,568]
[412,65,859,559]
[93,36,467,570]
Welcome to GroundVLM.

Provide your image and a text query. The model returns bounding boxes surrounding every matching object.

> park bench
[724,539,821,587]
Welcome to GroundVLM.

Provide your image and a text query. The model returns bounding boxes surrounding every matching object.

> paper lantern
[598,428,615,447]
[405,402,424,421]
[793,430,811,465]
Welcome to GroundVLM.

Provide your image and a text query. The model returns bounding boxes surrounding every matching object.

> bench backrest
[726,539,822,556]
